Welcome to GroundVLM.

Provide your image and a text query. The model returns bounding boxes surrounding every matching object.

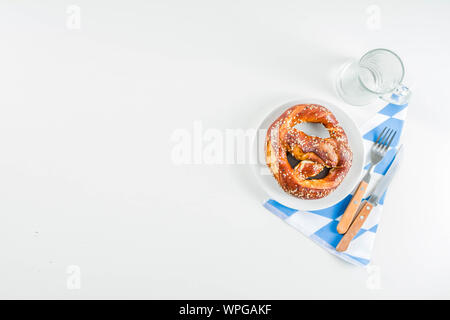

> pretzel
[265,104,352,200]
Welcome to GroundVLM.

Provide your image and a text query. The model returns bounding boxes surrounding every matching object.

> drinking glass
[336,48,411,106]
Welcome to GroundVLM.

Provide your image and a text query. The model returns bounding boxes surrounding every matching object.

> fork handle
[336,201,374,252]
[337,180,368,234]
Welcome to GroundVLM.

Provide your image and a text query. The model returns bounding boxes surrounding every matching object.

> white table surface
[1,0,449,299]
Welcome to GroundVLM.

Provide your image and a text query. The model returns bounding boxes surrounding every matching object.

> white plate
[251,99,365,211]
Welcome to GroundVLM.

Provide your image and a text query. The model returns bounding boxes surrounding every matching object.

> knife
[336,145,404,252]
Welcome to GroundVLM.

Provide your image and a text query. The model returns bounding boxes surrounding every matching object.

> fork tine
[384,130,397,150]
[374,127,387,145]
[378,128,392,148]
[380,129,393,149]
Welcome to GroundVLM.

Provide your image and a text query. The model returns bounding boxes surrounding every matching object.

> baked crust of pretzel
[265,104,352,199]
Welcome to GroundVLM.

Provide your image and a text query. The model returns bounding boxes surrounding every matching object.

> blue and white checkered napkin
[263,103,408,266]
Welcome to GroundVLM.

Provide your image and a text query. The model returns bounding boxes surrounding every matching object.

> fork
[336,127,397,234]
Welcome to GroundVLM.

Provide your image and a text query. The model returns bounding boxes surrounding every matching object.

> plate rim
[251,98,365,211]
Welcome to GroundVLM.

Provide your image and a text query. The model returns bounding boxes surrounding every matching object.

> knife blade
[336,145,404,252]
[367,144,404,206]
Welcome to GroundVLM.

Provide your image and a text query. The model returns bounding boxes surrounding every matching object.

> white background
[1,0,449,299]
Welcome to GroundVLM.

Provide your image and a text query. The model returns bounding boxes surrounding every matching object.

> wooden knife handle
[337,180,368,234]
[336,201,374,252]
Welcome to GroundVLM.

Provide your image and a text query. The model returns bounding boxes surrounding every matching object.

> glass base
[336,60,377,106]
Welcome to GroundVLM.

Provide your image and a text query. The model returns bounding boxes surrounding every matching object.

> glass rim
[358,48,405,95]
